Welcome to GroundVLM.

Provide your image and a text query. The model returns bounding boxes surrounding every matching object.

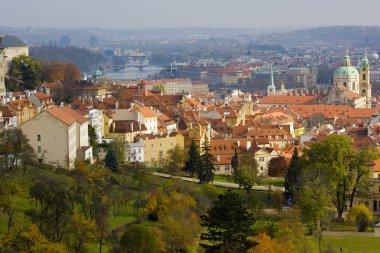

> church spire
[267,64,276,96]
[269,64,275,88]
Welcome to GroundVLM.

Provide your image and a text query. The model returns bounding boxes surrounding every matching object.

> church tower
[267,65,276,96]
[359,50,371,108]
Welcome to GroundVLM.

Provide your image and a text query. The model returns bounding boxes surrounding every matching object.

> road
[152,172,285,192]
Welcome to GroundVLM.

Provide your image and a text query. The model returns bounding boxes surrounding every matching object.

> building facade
[20,107,92,169]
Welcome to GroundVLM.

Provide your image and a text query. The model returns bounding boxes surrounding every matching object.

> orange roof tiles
[47,107,77,125]
[61,107,88,124]
[138,107,156,118]
[288,105,377,120]
[258,95,323,105]
[372,159,380,172]
[251,112,293,125]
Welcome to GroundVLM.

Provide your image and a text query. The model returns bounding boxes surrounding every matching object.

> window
[363,74,366,80]
[259,157,264,162]
[362,89,366,94]
[378,186,380,193]
[225,166,230,171]
[38,158,42,163]
[37,135,41,141]
[275,135,279,140]
[138,149,141,153]
[37,146,41,153]
[215,166,220,171]
[284,135,287,139]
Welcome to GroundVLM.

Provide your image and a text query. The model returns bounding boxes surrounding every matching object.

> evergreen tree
[88,125,98,157]
[200,190,256,252]
[104,148,119,172]
[284,148,300,202]
[198,136,215,184]
[184,140,200,177]
[231,148,239,182]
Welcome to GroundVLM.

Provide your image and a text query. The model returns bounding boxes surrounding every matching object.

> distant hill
[257,26,380,47]
[30,46,106,72]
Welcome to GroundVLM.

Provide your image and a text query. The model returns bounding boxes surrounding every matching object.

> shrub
[346,204,373,232]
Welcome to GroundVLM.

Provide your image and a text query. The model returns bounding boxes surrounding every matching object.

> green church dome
[334,65,359,76]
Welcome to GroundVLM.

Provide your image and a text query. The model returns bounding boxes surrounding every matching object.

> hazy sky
[2,0,380,29]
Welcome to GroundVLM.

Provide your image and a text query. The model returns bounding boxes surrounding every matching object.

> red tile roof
[138,107,156,118]
[258,95,323,105]
[46,107,77,125]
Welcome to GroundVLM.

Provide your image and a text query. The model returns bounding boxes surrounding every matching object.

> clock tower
[359,51,371,108]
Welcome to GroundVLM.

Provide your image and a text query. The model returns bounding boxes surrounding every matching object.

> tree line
[5,55,81,91]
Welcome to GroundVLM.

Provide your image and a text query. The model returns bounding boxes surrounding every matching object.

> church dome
[334,65,359,77]
[334,52,359,77]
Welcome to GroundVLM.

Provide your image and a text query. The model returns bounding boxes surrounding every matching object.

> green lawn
[213,174,233,182]
[306,235,380,253]
[260,177,285,187]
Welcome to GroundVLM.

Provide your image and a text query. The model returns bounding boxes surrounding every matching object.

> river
[105,66,164,80]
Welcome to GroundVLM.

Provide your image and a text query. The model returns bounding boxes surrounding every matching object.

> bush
[120,225,162,253]
[346,204,373,232]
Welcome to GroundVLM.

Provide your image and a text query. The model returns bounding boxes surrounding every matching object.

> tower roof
[0,35,27,48]
[343,50,351,66]
[361,49,369,69]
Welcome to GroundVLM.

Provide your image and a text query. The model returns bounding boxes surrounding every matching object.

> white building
[126,139,145,162]
[253,147,280,176]
[20,106,92,169]
[111,106,158,134]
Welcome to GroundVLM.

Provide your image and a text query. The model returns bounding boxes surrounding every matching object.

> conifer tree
[231,148,239,182]
[105,147,119,172]
[284,148,300,201]
[198,136,215,184]
[184,140,200,177]
[200,190,256,252]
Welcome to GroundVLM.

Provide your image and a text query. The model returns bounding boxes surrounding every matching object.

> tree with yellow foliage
[249,233,293,253]
[67,213,97,253]
[0,224,68,253]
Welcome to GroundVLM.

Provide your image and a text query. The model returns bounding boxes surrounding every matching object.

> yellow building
[7,99,37,126]
[136,132,184,166]
[183,120,211,152]
[293,122,306,138]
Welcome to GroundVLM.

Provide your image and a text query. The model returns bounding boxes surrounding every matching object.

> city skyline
[2,0,380,29]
